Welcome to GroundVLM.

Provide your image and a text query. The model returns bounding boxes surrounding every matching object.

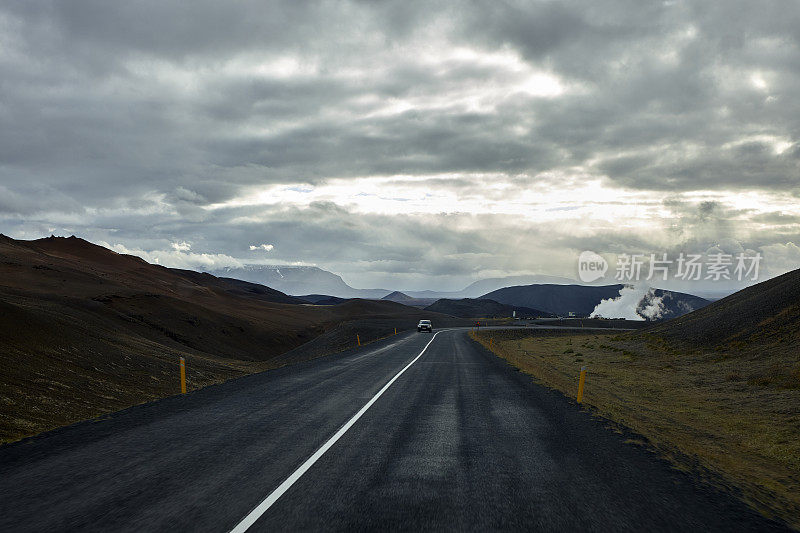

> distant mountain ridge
[297,294,349,305]
[455,275,579,296]
[381,291,437,308]
[403,275,580,299]
[381,291,414,301]
[208,265,391,298]
[207,265,709,320]
[424,298,554,319]
[209,264,582,299]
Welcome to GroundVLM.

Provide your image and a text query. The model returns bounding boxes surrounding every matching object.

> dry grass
[471,329,800,529]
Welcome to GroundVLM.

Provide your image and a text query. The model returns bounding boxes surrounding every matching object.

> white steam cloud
[590,284,666,321]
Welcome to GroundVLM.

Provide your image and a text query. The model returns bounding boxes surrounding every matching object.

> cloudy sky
[1,1,799,291]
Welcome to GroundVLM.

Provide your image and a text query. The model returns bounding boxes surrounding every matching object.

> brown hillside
[0,235,460,443]
[646,267,800,348]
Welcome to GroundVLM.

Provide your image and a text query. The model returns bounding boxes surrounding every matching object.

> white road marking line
[229,331,442,533]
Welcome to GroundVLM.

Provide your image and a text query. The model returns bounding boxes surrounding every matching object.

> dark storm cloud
[4,1,799,200]
[456,1,800,190]
[3,1,338,62]
[2,1,800,286]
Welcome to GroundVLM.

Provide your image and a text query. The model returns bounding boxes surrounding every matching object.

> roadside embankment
[470,328,800,529]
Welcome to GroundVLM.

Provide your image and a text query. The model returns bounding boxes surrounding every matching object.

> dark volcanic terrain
[647,267,800,347]
[0,235,463,443]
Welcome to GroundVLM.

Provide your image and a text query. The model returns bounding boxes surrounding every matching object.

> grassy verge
[471,329,800,529]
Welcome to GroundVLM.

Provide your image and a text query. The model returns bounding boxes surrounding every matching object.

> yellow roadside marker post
[577,366,587,403]
[357,334,361,347]
[394,327,397,335]
[180,357,187,394]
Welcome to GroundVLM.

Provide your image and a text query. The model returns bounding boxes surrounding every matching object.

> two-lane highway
[0,329,787,531]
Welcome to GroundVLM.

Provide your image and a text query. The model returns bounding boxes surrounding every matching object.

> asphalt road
[0,328,788,532]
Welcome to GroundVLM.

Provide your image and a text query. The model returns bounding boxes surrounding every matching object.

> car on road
[417,319,432,332]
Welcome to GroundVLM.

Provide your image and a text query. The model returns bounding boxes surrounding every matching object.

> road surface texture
[0,328,789,532]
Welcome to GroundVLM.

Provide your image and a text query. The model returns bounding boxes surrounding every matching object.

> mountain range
[211,265,709,320]
[207,265,580,299]
[424,298,554,319]
[380,291,437,308]
[208,265,390,299]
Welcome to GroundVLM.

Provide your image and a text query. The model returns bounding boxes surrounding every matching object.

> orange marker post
[357,334,361,347]
[577,366,587,403]
[180,357,187,394]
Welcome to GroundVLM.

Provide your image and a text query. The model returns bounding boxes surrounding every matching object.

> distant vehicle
[417,319,432,332]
